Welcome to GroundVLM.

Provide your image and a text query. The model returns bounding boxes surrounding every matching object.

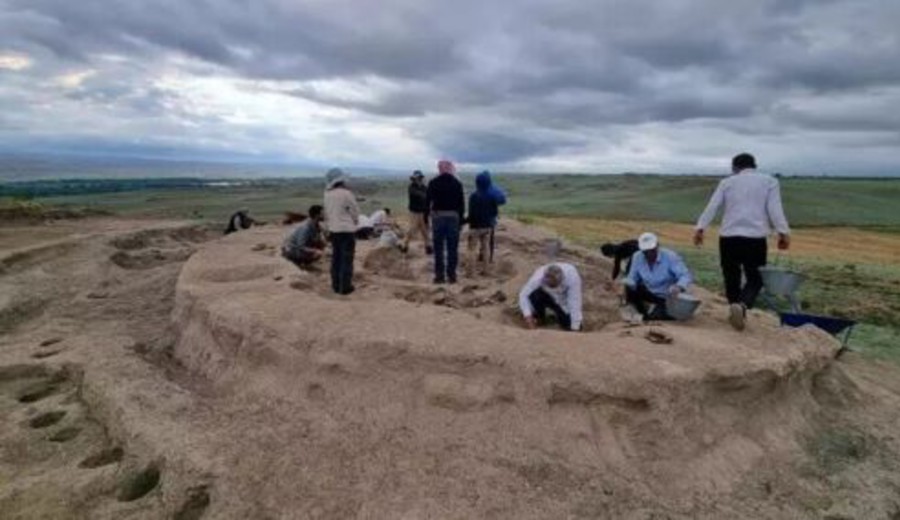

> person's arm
[347,191,360,226]
[567,268,583,331]
[456,181,465,223]
[766,178,791,248]
[518,268,544,319]
[694,181,725,245]
[611,247,624,280]
[425,182,433,215]
[669,251,693,291]
[490,185,507,206]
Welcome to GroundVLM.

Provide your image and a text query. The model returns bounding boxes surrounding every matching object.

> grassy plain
[5,173,900,359]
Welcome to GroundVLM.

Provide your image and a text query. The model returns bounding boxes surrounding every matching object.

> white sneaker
[729,303,746,331]
[619,304,644,325]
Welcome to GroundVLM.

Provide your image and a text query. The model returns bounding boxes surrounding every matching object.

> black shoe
[426,246,434,255]
[448,276,457,284]
[433,277,446,285]
[341,286,356,295]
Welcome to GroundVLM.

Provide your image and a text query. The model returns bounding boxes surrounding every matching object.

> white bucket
[666,293,701,321]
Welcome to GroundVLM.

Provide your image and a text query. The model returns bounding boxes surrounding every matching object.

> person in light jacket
[694,153,791,331]
[323,168,360,295]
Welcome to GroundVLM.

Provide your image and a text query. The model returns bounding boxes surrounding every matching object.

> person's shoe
[433,277,446,285]
[425,246,434,255]
[399,244,409,254]
[448,275,457,284]
[729,303,746,331]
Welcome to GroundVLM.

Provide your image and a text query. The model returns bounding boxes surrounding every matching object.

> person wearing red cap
[426,160,465,284]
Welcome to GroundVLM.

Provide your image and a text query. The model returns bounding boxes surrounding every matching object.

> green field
[4,174,900,360]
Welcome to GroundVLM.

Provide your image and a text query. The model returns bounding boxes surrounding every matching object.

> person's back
[408,181,428,213]
[427,160,464,284]
[712,171,785,238]
[324,186,358,233]
[467,190,496,230]
[427,174,465,218]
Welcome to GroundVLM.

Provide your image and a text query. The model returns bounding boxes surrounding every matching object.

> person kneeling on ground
[621,232,693,321]
[224,208,256,235]
[282,205,326,268]
[519,263,583,332]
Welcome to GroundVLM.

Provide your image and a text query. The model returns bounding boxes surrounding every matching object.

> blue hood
[476,171,492,193]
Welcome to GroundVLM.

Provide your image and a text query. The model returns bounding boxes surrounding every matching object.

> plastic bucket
[760,266,805,296]
[666,293,701,321]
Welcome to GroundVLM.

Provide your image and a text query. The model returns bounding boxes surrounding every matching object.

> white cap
[638,232,659,251]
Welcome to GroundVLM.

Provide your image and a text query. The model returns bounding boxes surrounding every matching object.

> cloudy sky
[1,0,899,175]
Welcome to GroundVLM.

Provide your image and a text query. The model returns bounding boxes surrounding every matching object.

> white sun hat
[638,232,659,251]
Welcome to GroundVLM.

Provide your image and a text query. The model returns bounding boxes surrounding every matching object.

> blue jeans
[329,232,355,294]
[432,215,460,282]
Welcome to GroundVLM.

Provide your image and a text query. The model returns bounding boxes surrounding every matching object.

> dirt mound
[163,219,900,518]
[363,246,415,280]
[3,217,900,519]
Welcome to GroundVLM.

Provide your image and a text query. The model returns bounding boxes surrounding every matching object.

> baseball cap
[638,232,659,251]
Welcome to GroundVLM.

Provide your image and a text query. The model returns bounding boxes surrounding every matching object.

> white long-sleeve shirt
[518,263,583,331]
[695,170,791,238]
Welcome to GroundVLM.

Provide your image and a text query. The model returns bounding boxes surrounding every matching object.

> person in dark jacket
[600,239,640,281]
[426,160,465,284]
[402,170,432,254]
[224,209,255,235]
[466,170,507,274]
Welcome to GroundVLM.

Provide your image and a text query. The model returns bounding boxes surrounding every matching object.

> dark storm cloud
[2,0,900,169]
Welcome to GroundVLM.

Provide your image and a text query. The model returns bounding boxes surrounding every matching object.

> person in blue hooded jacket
[466,171,507,273]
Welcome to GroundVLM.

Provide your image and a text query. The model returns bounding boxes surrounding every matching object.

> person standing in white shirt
[694,153,791,331]
[518,263,583,332]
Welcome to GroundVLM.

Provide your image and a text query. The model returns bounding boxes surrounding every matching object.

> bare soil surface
[1,217,900,519]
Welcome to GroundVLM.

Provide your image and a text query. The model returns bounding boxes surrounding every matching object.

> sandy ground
[1,217,900,519]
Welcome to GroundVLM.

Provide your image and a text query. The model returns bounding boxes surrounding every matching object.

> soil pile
[2,218,900,519]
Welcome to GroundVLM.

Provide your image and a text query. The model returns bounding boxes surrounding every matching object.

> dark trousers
[529,288,572,330]
[625,284,669,320]
[432,215,460,282]
[719,236,767,308]
[329,233,356,294]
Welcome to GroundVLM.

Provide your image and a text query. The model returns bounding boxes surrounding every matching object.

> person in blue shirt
[623,232,693,321]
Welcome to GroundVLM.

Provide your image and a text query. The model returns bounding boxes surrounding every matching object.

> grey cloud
[1,0,900,171]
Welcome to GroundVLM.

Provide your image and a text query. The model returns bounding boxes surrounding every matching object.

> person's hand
[693,229,704,247]
[668,285,684,297]
[778,233,791,250]
[524,316,538,330]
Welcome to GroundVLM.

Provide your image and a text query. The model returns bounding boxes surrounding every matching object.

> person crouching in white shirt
[694,153,791,331]
[519,263,583,332]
